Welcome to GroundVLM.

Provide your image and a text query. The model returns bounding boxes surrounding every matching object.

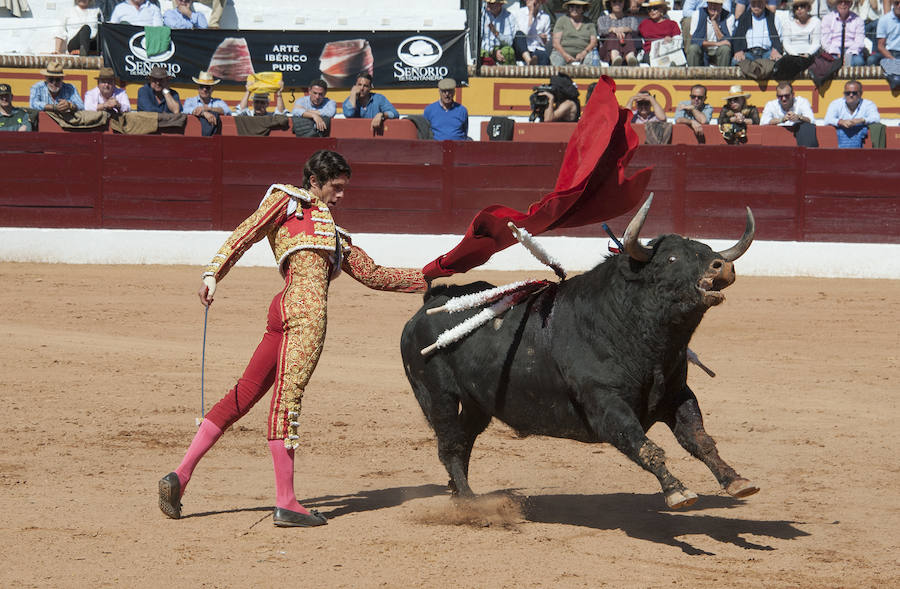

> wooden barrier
[1,133,898,243]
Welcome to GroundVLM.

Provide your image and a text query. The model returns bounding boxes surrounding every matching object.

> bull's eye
[668,256,677,263]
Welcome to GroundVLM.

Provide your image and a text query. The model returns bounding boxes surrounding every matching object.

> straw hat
[724,85,751,100]
[563,0,591,7]
[641,0,669,8]
[192,71,221,86]
[40,60,65,77]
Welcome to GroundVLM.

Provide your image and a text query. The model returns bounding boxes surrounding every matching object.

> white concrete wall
[0,0,466,55]
[2,228,899,279]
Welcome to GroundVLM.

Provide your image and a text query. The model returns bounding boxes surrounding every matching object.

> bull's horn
[716,207,755,262]
[622,194,654,262]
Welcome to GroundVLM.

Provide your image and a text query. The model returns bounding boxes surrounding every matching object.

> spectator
[821,0,866,66]
[686,0,733,67]
[852,0,885,51]
[183,71,230,136]
[760,82,819,147]
[674,84,713,143]
[627,90,671,143]
[551,0,600,66]
[137,66,181,114]
[237,79,285,116]
[342,72,399,134]
[597,0,641,65]
[718,84,759,144]
[0,83,32,132]
[868,0,900,64]
[423,78,469,140]
[55,0,102,56]
[511,0,552,65]
[533,73,581,122]
[823,79,880,147]
[197,0,224,28]
[732,0,784,66]
[110,0,163,26]
[637,0,682,63]
[627,90,665,123]
[163,0,208,29]
[680,0,733,44]
[780,0,822,57]
[733,0,778,19]
[84,66,131,113]
[30,61,84,114]
[481,0,518,65]
[290,79,336,134]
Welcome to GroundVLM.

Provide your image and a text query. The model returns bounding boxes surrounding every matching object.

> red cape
[423,76,651,280]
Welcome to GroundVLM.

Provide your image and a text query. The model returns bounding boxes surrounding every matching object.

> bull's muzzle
[698,259,735,306]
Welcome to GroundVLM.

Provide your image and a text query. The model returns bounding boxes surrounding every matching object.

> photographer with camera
[529,73,581,122]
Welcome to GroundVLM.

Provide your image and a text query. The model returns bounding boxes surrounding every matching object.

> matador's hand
[199,276,216,306]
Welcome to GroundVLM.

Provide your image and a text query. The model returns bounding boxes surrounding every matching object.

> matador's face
[312,174,349,208]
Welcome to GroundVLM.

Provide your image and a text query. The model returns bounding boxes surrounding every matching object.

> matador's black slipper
[273,507,328,528]
[158,472,182,520]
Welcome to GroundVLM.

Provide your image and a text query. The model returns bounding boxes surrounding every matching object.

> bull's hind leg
[668,394,759,499]
[595,399,697,509]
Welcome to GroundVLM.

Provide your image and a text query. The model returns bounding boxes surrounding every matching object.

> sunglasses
[844,90,860,96]
[690,94,706,99]
[777,93,792,99]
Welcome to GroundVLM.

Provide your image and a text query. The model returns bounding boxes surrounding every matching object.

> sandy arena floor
[0,261,898,588]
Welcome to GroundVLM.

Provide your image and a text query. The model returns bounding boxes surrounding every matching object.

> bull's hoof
[725,478,760,499]
[665,488,698,509]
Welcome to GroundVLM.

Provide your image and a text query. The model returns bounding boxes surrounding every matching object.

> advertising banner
[100,24,469,88]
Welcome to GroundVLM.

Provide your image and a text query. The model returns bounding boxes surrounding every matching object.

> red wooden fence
[1,133,898,243]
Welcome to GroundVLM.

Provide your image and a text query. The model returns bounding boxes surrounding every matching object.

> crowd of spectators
[0,62,887,147]
[623,80,883,145]
[474,0,899,75]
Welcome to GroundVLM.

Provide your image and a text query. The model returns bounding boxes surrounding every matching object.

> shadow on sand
[520,491,810,555]
[183,483,448,521]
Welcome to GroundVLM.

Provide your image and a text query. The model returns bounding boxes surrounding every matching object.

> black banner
[100,24,468,89]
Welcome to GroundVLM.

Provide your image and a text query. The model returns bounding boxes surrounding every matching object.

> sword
[197,305,209,426]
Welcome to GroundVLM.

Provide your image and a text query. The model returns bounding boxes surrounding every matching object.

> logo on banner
[122,31,181,77]
[394,35,448,83]
[397,36,443,67]
[128,32,176,62]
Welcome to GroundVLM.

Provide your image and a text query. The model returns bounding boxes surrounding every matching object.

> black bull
[400,198,760,509]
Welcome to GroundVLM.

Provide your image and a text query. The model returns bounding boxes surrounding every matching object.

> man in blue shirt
[291,79,336,135]
[183,70,230,135]
[342,73,399,134]
[823,80,881,148]
[137,66,181,114]
[163,0,208,29]
[29,60,84,114]
[867,0,900,65]
[673,83,713,143]
[423,78,469,141]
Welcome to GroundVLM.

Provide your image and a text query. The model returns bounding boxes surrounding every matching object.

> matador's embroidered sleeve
[342,245,427,293]
[203,190,290,281]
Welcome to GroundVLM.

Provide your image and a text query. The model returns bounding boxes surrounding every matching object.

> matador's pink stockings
[268,439,312,515]
[174,419,223,497]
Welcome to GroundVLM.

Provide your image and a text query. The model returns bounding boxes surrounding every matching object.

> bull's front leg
[667,388,759,499]
[593,398,698,509]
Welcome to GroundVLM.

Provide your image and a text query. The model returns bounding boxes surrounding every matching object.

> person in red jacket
[158,150,427,527]
[637,0,682,61]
